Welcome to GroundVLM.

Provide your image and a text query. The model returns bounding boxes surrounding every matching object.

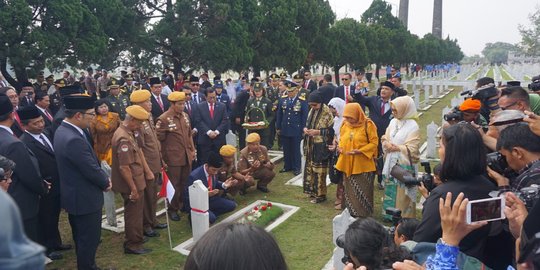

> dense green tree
[481,42,518,64]
[519,8,540,56]
[361,0,404,30]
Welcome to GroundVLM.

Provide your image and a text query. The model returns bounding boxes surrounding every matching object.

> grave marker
[427,122,438,158]
[189,180,210,242]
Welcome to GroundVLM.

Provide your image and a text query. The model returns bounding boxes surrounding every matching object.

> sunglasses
[191,83,199,86]
[341,78,349,81]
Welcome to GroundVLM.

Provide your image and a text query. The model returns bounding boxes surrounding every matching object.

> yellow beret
[130,90,151,103]
[126,105,149,120]
[246,133,261,143]
[168,91,186,102]
[219,145,237,157]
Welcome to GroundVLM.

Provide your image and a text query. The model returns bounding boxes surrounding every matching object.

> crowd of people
[1,65,540,270]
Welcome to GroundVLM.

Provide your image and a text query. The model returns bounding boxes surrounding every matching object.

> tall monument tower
[398,0,409,29]
[432,0,443,38]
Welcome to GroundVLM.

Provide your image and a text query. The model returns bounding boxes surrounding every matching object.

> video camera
[401,162,436,192]
[443,107,463,122]
[460,84,498,101]
[486,151,515,178]
[528,75,540,92]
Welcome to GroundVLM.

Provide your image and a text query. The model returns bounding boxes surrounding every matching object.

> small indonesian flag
[159,168,175,203]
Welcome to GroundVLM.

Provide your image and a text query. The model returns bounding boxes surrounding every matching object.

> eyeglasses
[341,78,349,81]
[84,112,96,117]
[500,101,518,111]
[191,83,199,86]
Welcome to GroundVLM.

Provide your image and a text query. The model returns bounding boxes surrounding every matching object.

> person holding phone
[413,123,495,262]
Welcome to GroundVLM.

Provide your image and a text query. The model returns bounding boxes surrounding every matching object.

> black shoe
[153,223,168,230]
[310,197,327,204]
[54,244,73,251]
[168,211,181,221]
[257,185,269,193]
[124,248,152,255]
[279,169,289,173]
[47,251,63,260]
[143,229,160,237]
[293,170,301,176]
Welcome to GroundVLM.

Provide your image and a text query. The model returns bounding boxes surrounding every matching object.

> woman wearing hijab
[328,98,346,209]
[381,96,420,219]
[335,103,378,218]
[303,92,334,203]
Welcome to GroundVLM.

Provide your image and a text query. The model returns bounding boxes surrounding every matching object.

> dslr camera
[460,84,498,101]
[401,162,436,192]
[518,184,540,210]
[443,107,463,122]
[528,75,540,92]
[486,152,510,176]
[385,207,402,237]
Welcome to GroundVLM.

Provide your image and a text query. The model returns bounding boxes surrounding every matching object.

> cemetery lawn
[486,67,494,78]
[500,67,514,81]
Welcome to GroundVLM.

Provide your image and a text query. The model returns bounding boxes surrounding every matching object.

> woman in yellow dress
[335,103,378,218]
[90,100,120,165]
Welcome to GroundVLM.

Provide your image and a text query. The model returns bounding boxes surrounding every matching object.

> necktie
[157,95,164,111]
[345,86,349,103]
[209,104,214,119]
[207,175,213,191]
[381,101,386,115]
[187,102,191,115]
[193,94,198,104]
[39,134,53,152]
[44,110,53,121]
[305,81,308,89]
[13,110,21,126]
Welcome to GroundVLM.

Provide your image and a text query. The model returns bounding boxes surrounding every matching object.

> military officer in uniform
[293,74,310,101]
[122,74,138,96]
[276,81,308,175]
[266,74,280,148]
[279,72,288,81]
[111,105,154,255]
[129,90,168,233]
[244,82,274,149]
[218,144,255,196]
[49,79,65,115]
[214,80,231,117]
[155,92,196,222]
[105,78,130,120]
[237,133,275,193]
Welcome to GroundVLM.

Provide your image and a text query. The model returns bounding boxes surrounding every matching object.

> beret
[126,105,150,120]
[130,90,151,103]
[219,145,236,157]
[168,92,186,102]
[246,132,261,143]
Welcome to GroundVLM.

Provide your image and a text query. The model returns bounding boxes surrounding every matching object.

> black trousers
[23,215,39,243]
[38,194,62,250]
[69,211,102,270]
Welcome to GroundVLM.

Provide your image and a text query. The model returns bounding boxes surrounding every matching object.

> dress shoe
[54,244,73,251]
[257,185,269,193]
[168,211,181,221]
[293,170,301,176]
[143,229,160,237]
[46,251,63,260]
[310,196,327,204]
[124,247,152,255]
[279,169,289,173]
[153,223,168,230]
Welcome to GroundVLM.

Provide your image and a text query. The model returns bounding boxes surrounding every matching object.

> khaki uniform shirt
[156,110,195,167]
[238,145,274,172]
[136,117,162,174]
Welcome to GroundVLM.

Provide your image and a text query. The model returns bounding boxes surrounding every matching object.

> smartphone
[466,196,505,224]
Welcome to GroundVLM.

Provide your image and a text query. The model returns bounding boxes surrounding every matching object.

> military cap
[59,84,84,97]
[246,132,261,143]
[130,90,151,103]
[108,78,120,88]
[125,74,134,81]
[54,79,66,87]
[293,74,303,82]
[219,145,236,157]
[46,75,54,80]
[253,82,263,91]
[207,152,224,168]
[279,72,288,79]
[0,94,13,115]
[381,81,395,91]
[168,91,186,102]
[284,80,298,90]
[149,77,161,86]
[17,106,41,121]
[269,73,280,81]
[507,81,521,87]
[189,75,199,83]
[64,96,94,110]
[214,80,224,88]
[126,105,150,121]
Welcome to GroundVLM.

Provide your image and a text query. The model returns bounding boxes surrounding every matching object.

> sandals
[310,197,327,204]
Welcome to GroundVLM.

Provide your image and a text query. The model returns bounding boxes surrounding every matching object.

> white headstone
[332,209,356,270]
[426,122,438,158]
[414,88,420,109]
[101,160,116,226]
[424,85,430,105]
[226,131,238,147]
[412,80,417,92]
[189,180,210,242]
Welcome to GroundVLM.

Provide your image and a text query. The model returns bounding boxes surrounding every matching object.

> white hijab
[328,98,345,140]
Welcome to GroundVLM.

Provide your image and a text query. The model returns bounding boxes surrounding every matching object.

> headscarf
[329,98,345,138]
[342,103,366,128]
[391,96,417,120]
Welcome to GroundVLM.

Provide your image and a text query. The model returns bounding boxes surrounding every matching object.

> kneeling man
[238,133,275,193]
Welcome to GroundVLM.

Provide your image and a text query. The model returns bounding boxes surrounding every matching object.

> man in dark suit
[0,86,24,137]
[182,152,237,224]
[354,81,396,189]
[334,73,354,104]
[19,81,35,108]
[54,95,111,270]
[233,85,251,150]
[34,92,54,134]
[0,94,46,243]
[189,75,205,104]
[302,70,318,93]
[51,84,86,138]
[149,77,170,119]
[318,74,336,105]
[19,106,71,260]
[193,87,230,164]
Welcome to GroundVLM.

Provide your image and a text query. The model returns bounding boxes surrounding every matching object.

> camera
[443,107,463,122]
[401,162,435,192]
[528,75,540,92]
[336,234,352,265]
[486,152,509,176]
[460,85,498,101]
[518,184,540,210]
[385,207,403,237]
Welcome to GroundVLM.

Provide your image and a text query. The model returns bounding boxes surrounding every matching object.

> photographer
[413,123,495,262]
[418,164,442,199]
[487,123,540,193]
[394,218,420,252]
[443,98,487,129]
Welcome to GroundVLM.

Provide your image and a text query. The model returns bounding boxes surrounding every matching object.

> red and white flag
[159,168,175,203]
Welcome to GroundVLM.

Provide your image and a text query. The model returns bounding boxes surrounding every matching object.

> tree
[519,7,540,56]
[482,42,518,64]
[361,0,404,30]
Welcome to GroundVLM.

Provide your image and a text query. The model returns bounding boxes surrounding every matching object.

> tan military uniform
[237,145,275,188]
[136,117,162,231]
[156,109,195,212]
[217,163,254,195]
[111,125,153,250]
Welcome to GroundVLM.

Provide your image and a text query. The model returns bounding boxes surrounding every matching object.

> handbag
[312,142,332,163]
[329,150,342,184]
[389,147,416,183]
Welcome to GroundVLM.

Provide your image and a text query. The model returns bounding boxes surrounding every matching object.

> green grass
[486,67,494,78]
[465,66,484,81]
[499,68,514,81]
[251,204,285,227]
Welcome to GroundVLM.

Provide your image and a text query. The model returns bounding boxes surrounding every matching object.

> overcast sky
[328,0,540,56]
